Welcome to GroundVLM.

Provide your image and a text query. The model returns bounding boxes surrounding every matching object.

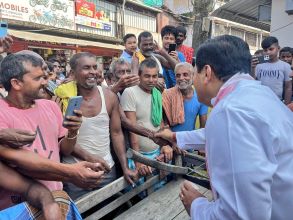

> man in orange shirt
[176,26,194,64]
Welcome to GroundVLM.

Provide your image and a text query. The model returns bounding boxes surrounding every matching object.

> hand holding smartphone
[255,55,270,64]
[64,96,83,120]
[168,43,177,53]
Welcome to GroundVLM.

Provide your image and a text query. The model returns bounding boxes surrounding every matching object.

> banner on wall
[0,0,75,30]
[75,0,95,18]
[75,0,111,31]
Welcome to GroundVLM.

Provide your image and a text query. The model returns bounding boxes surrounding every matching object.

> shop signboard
[75,0,95,18]
[0,0,75,30]
[75,0,112,31]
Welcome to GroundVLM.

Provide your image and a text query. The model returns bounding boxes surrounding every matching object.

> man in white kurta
[156,35,293,220]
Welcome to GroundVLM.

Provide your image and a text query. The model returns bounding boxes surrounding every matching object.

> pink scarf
[212,73,254,107]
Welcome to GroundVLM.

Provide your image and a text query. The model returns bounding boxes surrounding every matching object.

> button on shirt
[176,79,293,220]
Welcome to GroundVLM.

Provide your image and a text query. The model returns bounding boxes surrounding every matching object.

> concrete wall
[271,0,293,47]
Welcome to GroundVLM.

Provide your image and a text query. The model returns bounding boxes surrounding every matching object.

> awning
[212,0,271,32]
[9,29,124,51]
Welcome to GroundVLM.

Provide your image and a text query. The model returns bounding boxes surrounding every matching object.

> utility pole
[191,0,214,53]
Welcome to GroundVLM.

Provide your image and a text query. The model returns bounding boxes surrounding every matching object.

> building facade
[1,0,163,69]
[271,0,293,47]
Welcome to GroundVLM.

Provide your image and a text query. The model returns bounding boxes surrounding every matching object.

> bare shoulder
[102,87,118,101]
[102,87,119,112]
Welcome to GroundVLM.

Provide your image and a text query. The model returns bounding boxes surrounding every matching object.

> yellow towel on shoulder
[54,81,77,114]
[135,51,146,63]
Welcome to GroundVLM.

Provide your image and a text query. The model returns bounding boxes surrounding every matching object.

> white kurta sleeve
[176,128,206,150]
[190,109,277,220]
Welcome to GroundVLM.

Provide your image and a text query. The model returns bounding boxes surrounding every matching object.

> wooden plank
[182,152,206,167]
[86,175,160,220]
[127,148,189,174]
[172,210,190,220]
[175,154,183,166]
[114,178,189,220]
[174,154,183,180]
[76,176,129,213]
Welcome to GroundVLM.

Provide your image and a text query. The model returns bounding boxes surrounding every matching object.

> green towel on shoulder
[151,87,162,127]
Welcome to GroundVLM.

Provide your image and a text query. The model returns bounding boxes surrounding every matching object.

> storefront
[9,29,123,71]
[2,0,123,70]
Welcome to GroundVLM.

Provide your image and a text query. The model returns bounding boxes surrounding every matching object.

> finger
[102,161,111,172]
[154,132,162,138]
[156,154,164,162]
[91,163,105,172]
[88,170,105,180]
[84,162,103,171]
[139,168,145,176]
[16,134,36,143]
[65,115,83,122]
[125,175,134,185]
[63,121,82,127]
[14,129,36,136]
[182,180,192,193]
[169,151,173,161]
[5,35,13,43]
[3,41,10,50]
[73,110,83,116]
[147,166,152,175]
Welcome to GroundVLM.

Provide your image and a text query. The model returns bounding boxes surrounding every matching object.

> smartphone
[64,96,83,120]
[168,43,177,53]
[45,80,58,96]
[257,55,270,64]
[0,22,8,38]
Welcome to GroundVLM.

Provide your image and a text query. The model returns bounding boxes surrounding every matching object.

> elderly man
[109,58,140,95]
[55,52,137,200]
[156,35,293,220]
[163,62,208,132]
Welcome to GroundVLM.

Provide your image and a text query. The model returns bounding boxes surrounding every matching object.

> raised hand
[0,36,13,54]
[63,110,83,133]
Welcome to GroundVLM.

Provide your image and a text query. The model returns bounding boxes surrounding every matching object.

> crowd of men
[0,24,292,220]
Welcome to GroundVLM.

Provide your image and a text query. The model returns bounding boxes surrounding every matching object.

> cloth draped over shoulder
[162,86,184,126]
[151,87,163,127]
[135,51,146,63]
[54,81,78,114]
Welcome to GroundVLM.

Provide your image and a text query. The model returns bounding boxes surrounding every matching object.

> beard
[178,80,193,90]
[142,50,153,57]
